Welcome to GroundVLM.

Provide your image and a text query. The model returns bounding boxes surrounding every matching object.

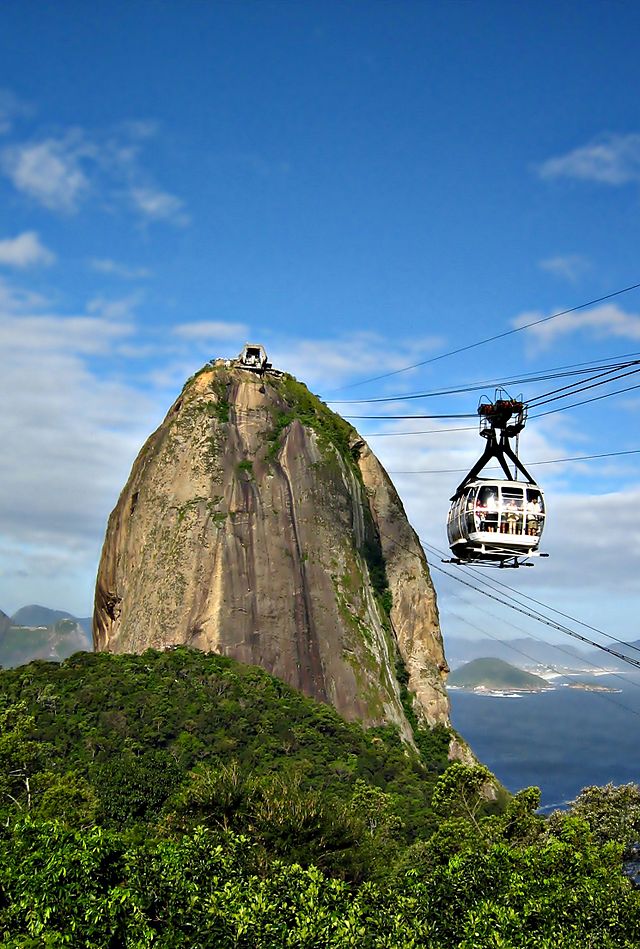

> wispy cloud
[173,320,249,342]
[2,132,91,211]
[87,292,144,322]
[538,133,640,185]
[513,303,640,350]
[268,331,444,390]
[539,254,589,283]
[0,88,31,135]
[1,122,188,224]
[129,186,189,225]
[0,275,47,312]
[0,231,55,268]
[90,258,151,280]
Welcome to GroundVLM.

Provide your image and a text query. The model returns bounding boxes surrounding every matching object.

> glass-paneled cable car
[446,392,548,568]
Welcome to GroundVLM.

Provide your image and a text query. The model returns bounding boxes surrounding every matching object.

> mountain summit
[93,359,450,738]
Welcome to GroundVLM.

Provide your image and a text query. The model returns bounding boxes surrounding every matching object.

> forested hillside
[0,647,638,947]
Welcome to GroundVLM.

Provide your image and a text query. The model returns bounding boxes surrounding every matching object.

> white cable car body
[446,393,548,568]
[447,478,545,564]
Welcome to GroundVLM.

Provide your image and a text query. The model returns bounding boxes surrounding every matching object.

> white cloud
[535,487,640,595]
[0,279,159,614]
[538,133,640,185]
[512,303,640,350]
[1,124,187,224]
[539,254,589,283]
[173,320,249,342]
[2,133,91,211]
[267,332,444,390]
[129,186,189,225]
[0,231,55,268]
[90,258,151,279]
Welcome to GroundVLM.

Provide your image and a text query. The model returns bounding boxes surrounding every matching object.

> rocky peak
[93,364,450,738]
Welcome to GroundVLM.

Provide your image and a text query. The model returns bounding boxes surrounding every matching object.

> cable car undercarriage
[446,392,548,568]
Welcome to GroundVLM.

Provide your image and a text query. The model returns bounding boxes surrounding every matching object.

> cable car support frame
[446,392,548,569]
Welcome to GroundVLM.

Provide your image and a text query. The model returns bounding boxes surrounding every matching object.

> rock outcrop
[94,364,450,737]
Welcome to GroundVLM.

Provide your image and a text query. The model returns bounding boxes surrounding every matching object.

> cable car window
[526,488,544,536]
[526,488,544,514]
[476,486,498,533]
[464,488,477,532]
[500,486,524,535]
[500,486,524,504]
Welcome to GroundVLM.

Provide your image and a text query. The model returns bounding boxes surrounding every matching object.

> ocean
[448,673,640,809]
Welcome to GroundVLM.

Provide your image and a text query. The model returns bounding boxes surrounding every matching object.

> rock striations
[94,363,450,740]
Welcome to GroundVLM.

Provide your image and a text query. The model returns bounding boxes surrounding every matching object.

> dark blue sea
[448,673,640,809]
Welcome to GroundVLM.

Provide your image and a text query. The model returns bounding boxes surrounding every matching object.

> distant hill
[0,612,91,669]
[11,604,92,634]
[446,636,590,670]
[446,636,639,674]
[448,658,550,692]
[584,639,640,670]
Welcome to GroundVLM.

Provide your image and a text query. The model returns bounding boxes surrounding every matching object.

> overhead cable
[345,412,477,420]
[329,352,640,405]
[444,604,634,691]
[327,280,640,393]
[387,447,640,474]
[347,372,640,423]
[376,525,640,673]
[376,528,640,718]
[428,560,640,671]
[423,540,640,661]
[365,426,477,438]
[533,380,640,419]
[525,362,640,409]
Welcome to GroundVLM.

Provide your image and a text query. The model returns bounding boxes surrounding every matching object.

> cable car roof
[460,477,542,490]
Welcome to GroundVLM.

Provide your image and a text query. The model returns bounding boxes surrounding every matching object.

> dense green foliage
[0,648,450,840]
[0,649,638,946]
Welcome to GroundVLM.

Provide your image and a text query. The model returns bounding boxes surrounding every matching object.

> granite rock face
[94,364,450,737]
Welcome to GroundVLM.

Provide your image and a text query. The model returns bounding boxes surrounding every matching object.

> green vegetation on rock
[266,374,357,464]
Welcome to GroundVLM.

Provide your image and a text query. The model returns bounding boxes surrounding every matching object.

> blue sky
[1,1,640,652]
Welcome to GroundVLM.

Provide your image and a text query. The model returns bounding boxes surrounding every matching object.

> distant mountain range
[0,604,92,668]
[445,635,640,672]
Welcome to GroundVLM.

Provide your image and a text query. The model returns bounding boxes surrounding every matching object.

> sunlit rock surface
[94,364,450,737]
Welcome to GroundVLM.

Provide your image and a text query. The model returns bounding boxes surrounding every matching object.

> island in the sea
[566,680,622,693]
[448,657,623,695]
[448,657,551,694]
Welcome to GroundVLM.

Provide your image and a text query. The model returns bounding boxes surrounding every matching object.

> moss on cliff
[265,374,357,465]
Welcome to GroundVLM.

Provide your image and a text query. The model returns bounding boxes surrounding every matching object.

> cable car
[446,392,548,568]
